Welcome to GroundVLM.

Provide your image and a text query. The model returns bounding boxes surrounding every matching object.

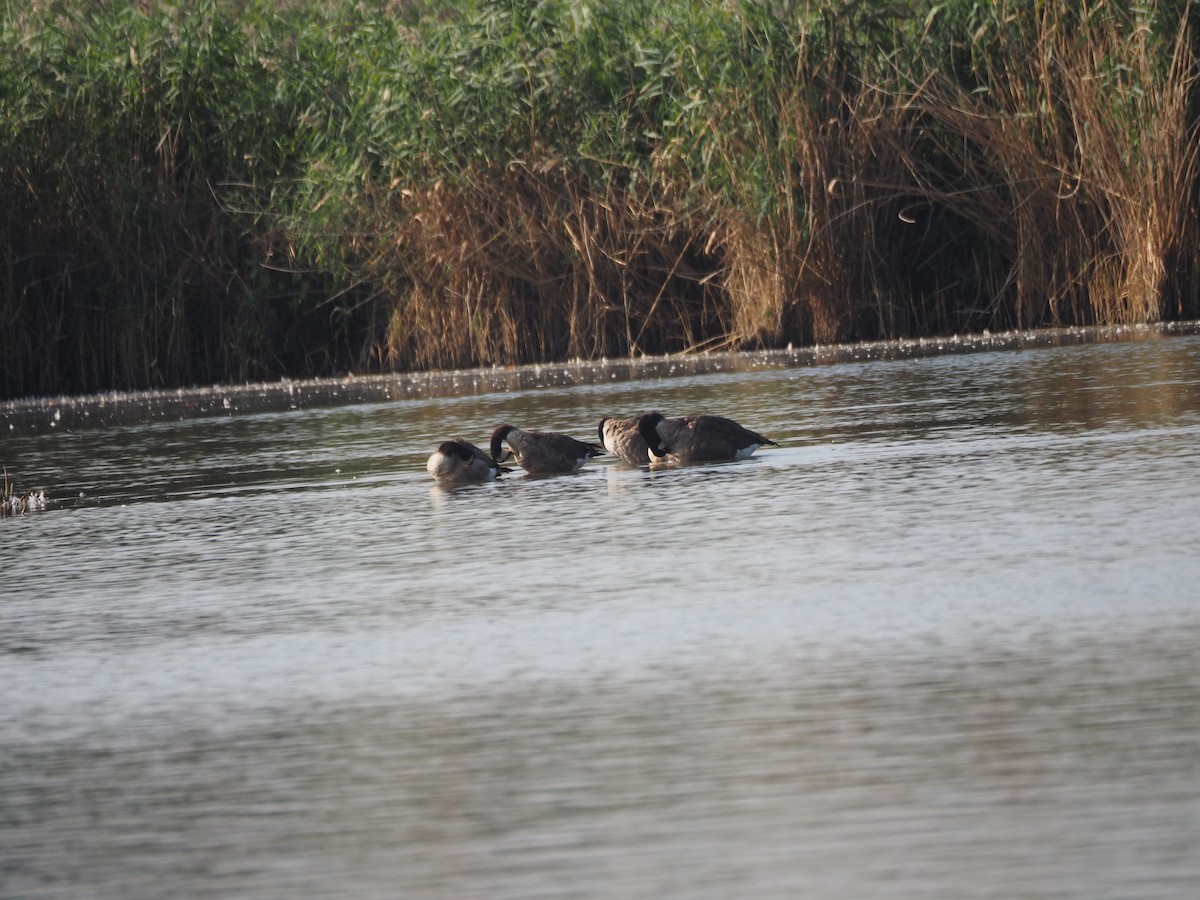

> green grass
[2,0,1198,398]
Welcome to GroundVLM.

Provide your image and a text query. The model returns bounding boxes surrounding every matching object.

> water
[3,329,1200,898]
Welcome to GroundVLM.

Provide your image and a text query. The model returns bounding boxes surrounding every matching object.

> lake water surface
[3,329,1200,898]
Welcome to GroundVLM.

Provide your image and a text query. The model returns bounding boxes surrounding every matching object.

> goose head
[637,412,669,458]
[490,424,516,463]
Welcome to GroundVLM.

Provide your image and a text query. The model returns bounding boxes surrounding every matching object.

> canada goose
[426,439,510,485]
[637,412,777,464]
[598,415,653,465]
[490,424,605,474]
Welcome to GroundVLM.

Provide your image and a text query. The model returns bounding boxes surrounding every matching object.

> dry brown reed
[686,2,1200,352]
[908,4,1200,330]
[370,163,727,369]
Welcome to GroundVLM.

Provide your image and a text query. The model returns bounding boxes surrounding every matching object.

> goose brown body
[637,412,776,464]
[426,439,509,484]
[598,415,653,465]
[490,424,605,474]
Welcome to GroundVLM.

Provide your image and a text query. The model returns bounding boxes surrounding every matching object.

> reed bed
[2,0,1197,398]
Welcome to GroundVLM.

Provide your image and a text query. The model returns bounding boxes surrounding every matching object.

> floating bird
[598,415,653,465]
[1,488,46,516]
[637,412,777,464]
[426,439,510,485]
[490,424,604,474]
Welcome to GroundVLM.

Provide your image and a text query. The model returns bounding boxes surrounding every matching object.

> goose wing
[653,415,776,462]
[497,426,603,473]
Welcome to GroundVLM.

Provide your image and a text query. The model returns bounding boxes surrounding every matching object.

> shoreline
[4,321,1199,436]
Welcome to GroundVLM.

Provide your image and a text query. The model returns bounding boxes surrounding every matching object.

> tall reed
[911,0,1200,329]
[2,0,1197,399]
[0,0,376,396]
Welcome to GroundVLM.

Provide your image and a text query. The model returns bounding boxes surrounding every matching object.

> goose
[637,412,777,464]
[598,415,653,465]
[426,439,510,485]
[490,424,604,474]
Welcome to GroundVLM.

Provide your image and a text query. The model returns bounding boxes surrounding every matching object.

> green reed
[2,0,1197,398]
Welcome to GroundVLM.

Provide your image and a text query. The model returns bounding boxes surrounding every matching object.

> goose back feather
[427,439,509,484]
[491,424,604,474]
[637,412,776,464]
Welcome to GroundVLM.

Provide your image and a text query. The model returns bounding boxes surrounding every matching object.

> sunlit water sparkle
[3,328,1200,898]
